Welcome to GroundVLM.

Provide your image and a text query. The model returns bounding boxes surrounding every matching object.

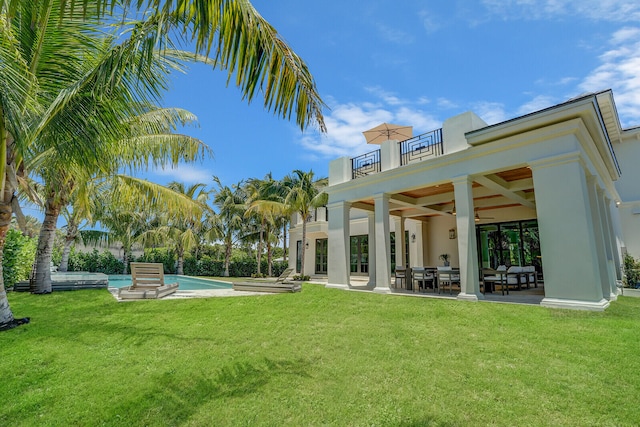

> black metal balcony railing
[352,149,381,179]
[400,128,443,166]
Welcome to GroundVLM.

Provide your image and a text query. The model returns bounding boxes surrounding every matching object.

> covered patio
[324,92,623,310]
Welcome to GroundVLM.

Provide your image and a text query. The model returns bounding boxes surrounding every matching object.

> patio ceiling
[351,166,535,219]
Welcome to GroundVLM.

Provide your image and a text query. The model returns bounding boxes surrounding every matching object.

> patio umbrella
[363,122,413,145]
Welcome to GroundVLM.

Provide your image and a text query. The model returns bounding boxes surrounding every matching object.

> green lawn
[2,284,640,426]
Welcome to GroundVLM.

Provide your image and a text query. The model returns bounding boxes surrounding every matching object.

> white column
[453,176,482,301]
[394,217,406,267]
[598,191,619,298]
[327,201,351,289]
[531,155,609,310]
[413,220,426,267]
[373,193,391,293]
[604,197,622,282]
[587,177,612,301]
[367,212,377,287]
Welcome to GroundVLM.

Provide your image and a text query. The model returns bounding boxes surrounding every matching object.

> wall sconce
[305,241,309,249]
[411,233,416,243]
[449,228,456,239]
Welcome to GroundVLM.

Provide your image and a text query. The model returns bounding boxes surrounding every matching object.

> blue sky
[145,0,640,189]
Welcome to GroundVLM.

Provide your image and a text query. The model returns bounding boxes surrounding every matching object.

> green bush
[136,248,176,274]
[3,229,36,287]
[67,248,125,274]
[623,253,640,288]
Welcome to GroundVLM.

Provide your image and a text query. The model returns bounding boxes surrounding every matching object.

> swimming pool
[108,275,232,291]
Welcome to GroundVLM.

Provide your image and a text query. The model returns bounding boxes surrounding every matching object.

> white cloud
[516,95,557,116]
[471,101,509,125]
[480,0,640,22]
[579,26,640,127]
[375,23,414,44]
[151,164,212,184]
[297,93,442,159]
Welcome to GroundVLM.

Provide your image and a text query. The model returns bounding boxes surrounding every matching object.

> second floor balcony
[330,111,489,186]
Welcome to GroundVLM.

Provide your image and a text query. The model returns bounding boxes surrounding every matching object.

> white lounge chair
[118,262,179,300]
[233,268,301,293]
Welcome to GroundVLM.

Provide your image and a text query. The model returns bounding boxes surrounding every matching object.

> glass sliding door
[315,239,328,274]
[350,235,369,275]
[477,220,542,276]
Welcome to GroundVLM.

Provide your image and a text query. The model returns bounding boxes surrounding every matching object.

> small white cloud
[579,26,640,127]
[516,95,557,116]
[297,95,443,159]
[471,101,509,125]
[480,0,640,22]
[151,164,212,184]
[375,23,414,45]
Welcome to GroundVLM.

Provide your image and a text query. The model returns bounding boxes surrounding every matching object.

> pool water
[108,275,232,291]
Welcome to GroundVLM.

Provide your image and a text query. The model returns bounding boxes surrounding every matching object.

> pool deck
[108,287,278,300]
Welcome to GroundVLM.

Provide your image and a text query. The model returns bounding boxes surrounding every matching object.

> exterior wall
[293,92,634,310]
[613,132,640,258]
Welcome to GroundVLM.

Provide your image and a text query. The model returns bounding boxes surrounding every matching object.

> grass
[2,284,640,426]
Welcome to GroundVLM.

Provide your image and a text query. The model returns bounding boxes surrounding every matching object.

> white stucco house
[288,90,640,310]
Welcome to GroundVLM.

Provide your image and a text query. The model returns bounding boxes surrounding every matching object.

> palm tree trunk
[58,221,78,272]
[177,248,184,275]
[267,238,273,277]
[282,221,288,262]
[58,238,74,272]
[33,197,61,294]
[0,199,16,328]
[0,131,28,330]
[257,220,264,275]
[122,244,130,274]
[300,217,307,277]
[223,235,231,277]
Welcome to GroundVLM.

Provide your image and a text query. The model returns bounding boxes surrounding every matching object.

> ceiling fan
[450,204,494,221]
[474,208,495,222]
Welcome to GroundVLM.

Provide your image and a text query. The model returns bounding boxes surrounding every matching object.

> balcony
[350,128,443,180]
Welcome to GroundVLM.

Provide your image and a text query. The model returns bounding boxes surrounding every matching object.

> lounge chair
[233,268,301,293]
[118,262,179,300]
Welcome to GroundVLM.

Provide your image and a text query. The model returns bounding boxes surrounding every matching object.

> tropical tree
[283,170,328,278]
[211,177,246,277]
[1,0,327,132]
[28,105,209,293]
[0,0,326,329]
[245,173,289,276]
[138,182,211,275]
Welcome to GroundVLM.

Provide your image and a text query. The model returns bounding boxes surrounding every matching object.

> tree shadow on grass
[104,357,312,425]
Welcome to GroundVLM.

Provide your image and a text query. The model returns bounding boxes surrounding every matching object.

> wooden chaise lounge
[118,262,179,300]
[233,268,301,293]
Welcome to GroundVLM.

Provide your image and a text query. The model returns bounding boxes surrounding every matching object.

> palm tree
[28,104,209,293]
[284,170,328,278]
[0,1,112,328]
[2,0,327,132]
[245,173,289,276]
[0,0,326,328]
[211,177,246,277]
[139,182,210,275]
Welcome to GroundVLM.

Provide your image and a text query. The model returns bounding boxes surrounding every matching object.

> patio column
[598,190,620,298]
[367,211,376,287]
[587,177,612,301]
[531,154,609,310]
[413,220,427,266]
[327,201,351,289]
[394,217,406,267]
[373,193,391,293]
[452,176,482,301]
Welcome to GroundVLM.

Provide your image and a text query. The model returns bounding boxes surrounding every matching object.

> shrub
[67,248,125,274]
[3,229,36,287]
[623,253,640,288]
[136,248,176,274]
